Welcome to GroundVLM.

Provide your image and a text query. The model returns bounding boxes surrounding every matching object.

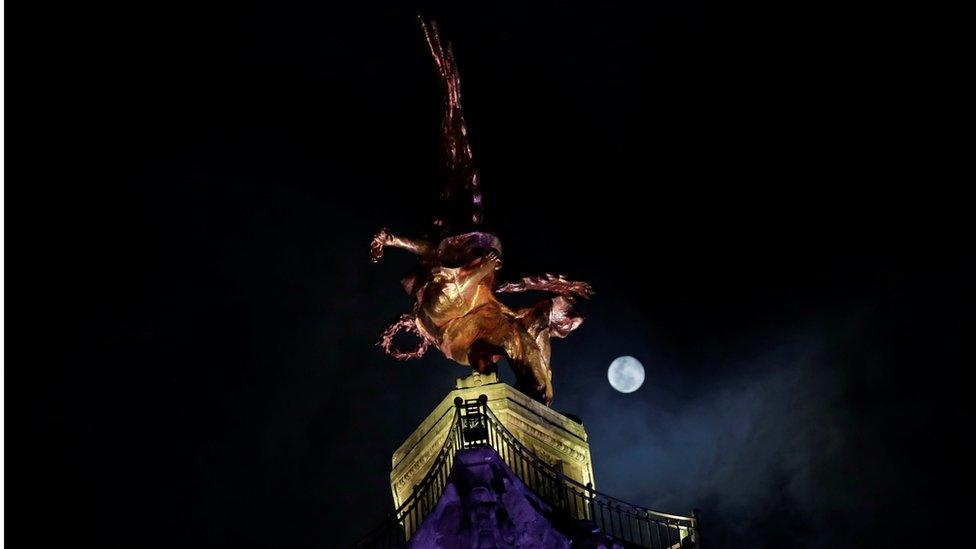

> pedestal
[390,372,596,509]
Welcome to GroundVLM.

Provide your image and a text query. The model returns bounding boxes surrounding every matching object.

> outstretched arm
[370,227,435,263]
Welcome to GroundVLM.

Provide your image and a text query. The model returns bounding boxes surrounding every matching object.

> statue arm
[457,249,502,293]
[370,228,434,263]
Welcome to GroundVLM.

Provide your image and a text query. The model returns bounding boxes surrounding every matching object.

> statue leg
[444,304,555,406]
[461,321,553,405]
[443,305,507,370]
[501,327,553,407]
[498,302,559,406]
[467,339,504,375]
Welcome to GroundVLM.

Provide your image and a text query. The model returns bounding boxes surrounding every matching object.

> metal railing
[355,395,701,548]
[354,407,463,547]
[471,396,700,548]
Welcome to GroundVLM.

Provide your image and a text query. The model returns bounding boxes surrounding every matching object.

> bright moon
[608,356,645,393]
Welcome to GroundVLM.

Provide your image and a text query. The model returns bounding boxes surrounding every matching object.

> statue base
[390,372,595,509]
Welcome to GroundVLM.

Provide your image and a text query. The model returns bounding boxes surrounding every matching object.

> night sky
[11,1,970,548]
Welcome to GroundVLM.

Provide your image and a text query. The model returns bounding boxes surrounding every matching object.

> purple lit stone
[407,447,621,549]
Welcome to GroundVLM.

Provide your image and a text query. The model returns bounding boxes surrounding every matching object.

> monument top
[389,374,595,510]
[455,370,498,389]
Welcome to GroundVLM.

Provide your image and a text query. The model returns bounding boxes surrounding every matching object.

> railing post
[692,508,702,548]
[478,394,489,448]
[454,397,464,447]
[586,482,595,526]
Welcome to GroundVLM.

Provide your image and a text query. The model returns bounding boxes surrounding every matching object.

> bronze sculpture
[370,19,592,406]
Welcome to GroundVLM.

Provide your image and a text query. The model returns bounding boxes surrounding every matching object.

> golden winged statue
[370,18,593,406]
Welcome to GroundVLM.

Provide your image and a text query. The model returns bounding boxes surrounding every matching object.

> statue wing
[420,17,483,231]
[496,274,594,300]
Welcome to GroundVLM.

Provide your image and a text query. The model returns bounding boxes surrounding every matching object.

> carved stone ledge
[390,374,596,505]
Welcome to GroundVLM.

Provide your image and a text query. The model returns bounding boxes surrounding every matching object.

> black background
[8,0,971,547]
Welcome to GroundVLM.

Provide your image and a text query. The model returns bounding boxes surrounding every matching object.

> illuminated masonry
[390,372,595,509]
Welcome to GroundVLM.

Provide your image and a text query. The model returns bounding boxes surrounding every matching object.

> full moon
[608,356,645,393]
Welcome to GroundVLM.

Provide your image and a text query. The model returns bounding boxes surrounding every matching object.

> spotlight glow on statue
[608,356,645,393]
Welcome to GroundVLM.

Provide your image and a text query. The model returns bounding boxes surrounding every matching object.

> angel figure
[370,19,593,406]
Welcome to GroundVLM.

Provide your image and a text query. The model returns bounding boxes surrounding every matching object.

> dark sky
[11,1,970,548]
